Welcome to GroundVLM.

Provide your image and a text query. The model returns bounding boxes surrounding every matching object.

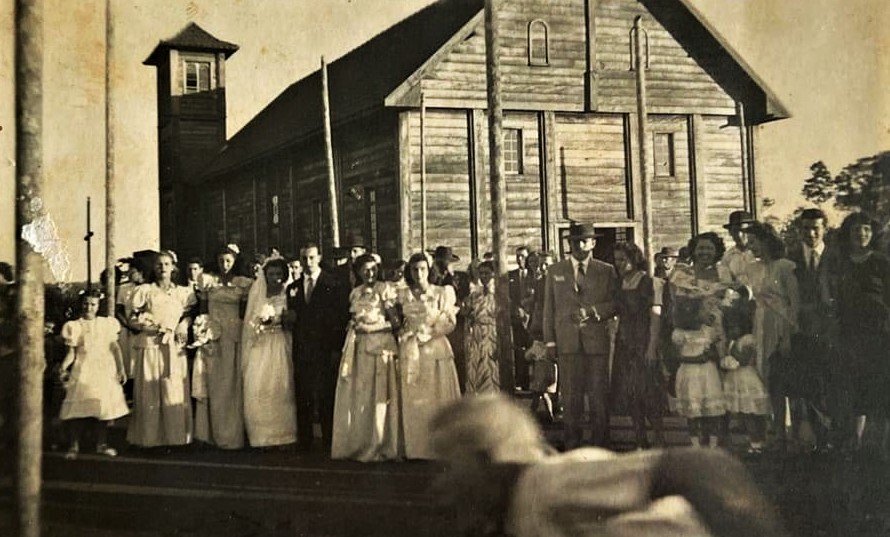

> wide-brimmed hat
[434,245,460,262]
[723,210,756,230]
[655,246,679,259]
[345,231,366,249]
[566,222,602,239]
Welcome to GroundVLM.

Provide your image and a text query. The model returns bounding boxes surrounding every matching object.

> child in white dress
[59,290,129,459]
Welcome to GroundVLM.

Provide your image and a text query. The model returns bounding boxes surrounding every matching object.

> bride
[241,257,297,447]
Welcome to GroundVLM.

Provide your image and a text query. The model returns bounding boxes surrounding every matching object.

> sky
[1,0,888,282]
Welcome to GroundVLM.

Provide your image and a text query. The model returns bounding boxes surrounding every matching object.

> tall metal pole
[419,91,428,251]
[484,0,513,391]
[85,197,93,290]
[14,1,45,536]
[321,57,341,249]
[633,16,654,277]
[104,0,116,315]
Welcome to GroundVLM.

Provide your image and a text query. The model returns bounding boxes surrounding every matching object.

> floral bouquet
[131,310,175,344]
[188,314,221,349]
[249,303,279,335]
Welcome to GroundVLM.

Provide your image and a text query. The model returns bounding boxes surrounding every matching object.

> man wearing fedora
[722,210,757,285]
[543,222,618,448]
[654,246,680,280]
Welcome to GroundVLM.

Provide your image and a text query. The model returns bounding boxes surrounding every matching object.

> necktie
[305,275,315,304]
[809,249,818,271]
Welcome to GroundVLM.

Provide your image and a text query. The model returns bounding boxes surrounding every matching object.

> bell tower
[144,23,238,261]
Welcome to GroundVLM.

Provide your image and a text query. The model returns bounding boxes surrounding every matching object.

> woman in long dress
[194,245,251,449]
[398,253,461,459]
[127,251,196,447]
[833,212,890,455]
[241,257,297,447]
[743,222,799,445]
[463,260,500,394]
[610,242,667,448]
[331,254,401,461]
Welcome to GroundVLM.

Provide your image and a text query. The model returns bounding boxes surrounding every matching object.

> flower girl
[59,289,129,458]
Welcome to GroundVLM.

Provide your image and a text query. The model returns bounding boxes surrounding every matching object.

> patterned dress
[332,282,401,461]
[398,284,461,459]
[463,283,500,394]
[127,283,196,447]
[59,317,129,421]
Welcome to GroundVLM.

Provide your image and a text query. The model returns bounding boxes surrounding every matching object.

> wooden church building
[145,0,789,265]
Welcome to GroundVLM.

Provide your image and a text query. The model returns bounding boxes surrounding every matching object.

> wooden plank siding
[647,115,693,251]
[554,113,632,225]
[700,115,746,231]
[594,0,737,115]
[411,0,588,111]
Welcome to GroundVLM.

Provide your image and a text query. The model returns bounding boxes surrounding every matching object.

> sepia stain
[186,2,201,20]
[21,205,71,281]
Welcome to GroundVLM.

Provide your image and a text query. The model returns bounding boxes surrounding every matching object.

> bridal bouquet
[188,314,221,349]
[250,303,279,335]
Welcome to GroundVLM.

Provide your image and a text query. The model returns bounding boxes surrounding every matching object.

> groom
[285,243,348,452]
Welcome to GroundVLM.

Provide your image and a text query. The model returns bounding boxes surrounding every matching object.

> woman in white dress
[241,257,297,447]
[332,254,401,461]
[127,251,196,447]
[397,253,461,459]
[194,244,252,449]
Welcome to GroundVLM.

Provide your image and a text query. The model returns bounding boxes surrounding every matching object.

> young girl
[59,289,129,458]
[719,288,770,454]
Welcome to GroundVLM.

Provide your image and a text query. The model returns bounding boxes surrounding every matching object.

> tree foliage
[801,151,890,225]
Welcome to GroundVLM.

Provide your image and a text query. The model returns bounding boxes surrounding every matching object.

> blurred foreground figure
[429,395,788,537]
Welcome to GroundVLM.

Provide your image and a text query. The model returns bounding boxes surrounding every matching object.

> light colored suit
[542,255,618,448]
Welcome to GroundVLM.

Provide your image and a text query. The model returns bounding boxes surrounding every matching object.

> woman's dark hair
[352,253,378,283]
[744,222,786,260]
[187,257,204,267]
[614,242,648,272]
[405,252,430,287]
[839,211,881,254]
[477,260,495,274]
[214,245,251,278]
[686,232,726,264]
[262,258,289,280]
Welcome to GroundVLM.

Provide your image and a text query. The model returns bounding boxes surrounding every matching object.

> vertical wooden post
[736,101,752,215]
[321,57,340,248]
[104,0,116,315]
[484,0,514,391]
[15,1,45,536]
[633,16,654,277]
[420,91,428,251]
[85,197,93,289]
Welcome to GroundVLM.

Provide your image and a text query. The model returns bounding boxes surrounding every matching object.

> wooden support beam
[484,0,514,391]
[15,1,45,536]
[321,57,341,249]
[633,16,654,277]
[691,114,708,232]
[584,0,599,110]
[104,0,116,316]
[420,92,428,251]
[397,112,412,259]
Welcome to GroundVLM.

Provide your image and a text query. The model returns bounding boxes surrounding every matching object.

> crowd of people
[0,205,888,464]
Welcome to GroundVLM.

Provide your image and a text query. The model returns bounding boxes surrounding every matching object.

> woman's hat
[566,222,602,239]
[723,211,756,230]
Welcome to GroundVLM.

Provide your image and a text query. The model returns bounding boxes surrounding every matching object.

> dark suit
[787,243,842,443]
[508,268,533,388]
[542,256,618,448]
[286,270,348,450]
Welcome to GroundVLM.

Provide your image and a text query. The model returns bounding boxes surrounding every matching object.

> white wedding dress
[241,276,297,447]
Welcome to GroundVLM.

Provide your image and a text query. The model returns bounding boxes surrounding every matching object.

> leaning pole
[15,1,45,536]
[484,0,515,391]
[104,0,116,315]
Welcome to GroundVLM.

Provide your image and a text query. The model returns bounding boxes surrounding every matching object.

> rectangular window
[654,132,676,177]
[271,195,280,226]
[504,128,523,174]
[365,188,378,253]
[184,61,212,94]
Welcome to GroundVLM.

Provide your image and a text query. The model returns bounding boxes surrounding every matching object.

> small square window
[654,132,676,177]
[504,129,523,174]
[184,61,212,94]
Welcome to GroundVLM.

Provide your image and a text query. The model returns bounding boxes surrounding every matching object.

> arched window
[527,19,549,66]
